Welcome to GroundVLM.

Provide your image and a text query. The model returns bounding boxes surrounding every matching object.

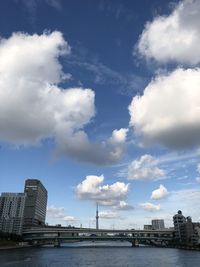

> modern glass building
[23,179,47,227]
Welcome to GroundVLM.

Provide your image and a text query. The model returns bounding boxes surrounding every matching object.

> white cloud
[106,128,129,163]
[47,205,75,222]
[197,163,200,173]
[137,0,200,64]
[0,31,70,84]
[47,206,66,219]
[140,202,161,212]
[99,188,200,229]
[109,128,128,144]
[129,68,200,149]
[0,31,91,145]
[56,127,128,165]
[75,175,130,207]
[99,211,119,219]
[63,216,75,222]
[114,201,134,210]
[151,184,168,200]
[128,154,165,181]
[0,31,127,165]
[196,177,200,183]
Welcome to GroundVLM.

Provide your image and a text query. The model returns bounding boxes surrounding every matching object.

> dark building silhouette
[173,210,186,242]
[23,179,47,227]
[173,210,200,244]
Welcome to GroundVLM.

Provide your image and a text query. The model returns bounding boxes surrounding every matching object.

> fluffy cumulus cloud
[47,206,75,222]
[151,184,168,200]
[58,127,129,165]
[109,128,128,144]
[114,201,134,210]
[140,202,161,212]
[0,31,91,144]
[129,68,200,149]
[137,0,200,64]
[107,128,129,161]
[128,154,165,181]
[0,31,127,165]
[75,175,130,207]
[99,211,119,219]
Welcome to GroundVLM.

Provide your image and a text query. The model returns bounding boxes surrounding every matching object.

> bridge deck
[23,227,174,234]
[22,227,174,245]
[23,236,173,242]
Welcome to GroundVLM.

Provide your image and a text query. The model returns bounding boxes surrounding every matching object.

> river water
[0,242,200,267]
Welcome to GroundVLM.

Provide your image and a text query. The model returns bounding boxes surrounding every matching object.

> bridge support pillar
[131,241,136,247]
[54,239,61,248]
[131,240,139,247]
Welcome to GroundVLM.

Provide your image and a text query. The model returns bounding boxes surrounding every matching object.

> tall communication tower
[96,202,99,230]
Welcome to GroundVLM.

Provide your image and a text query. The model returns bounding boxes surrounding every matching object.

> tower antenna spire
[96,202,99,230]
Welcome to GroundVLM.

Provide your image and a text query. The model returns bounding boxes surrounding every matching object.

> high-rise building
[152,219,165,230]
[0,193,26,235]
[23,179,47,227]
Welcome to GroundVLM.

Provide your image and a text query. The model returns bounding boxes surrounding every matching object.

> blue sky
[0,0,200,229]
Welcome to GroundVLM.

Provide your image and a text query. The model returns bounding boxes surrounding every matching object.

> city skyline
[0,0,200,229]
[1,178,197,233]
[0,179,48,235]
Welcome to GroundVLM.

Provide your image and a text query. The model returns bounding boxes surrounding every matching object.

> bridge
[22,226,174,247]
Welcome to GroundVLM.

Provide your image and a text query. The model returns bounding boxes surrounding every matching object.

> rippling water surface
[0,242,200,267]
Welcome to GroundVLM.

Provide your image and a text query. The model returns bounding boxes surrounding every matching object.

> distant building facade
[194,223,200,245]
[144,225,153,230]
[23,179,47,227]
[152,219,165,230]
[0,193,26,235]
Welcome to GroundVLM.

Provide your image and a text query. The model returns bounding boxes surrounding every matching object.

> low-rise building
[173,210,200,245]
[144,225,153,230]
[173,210,186,242]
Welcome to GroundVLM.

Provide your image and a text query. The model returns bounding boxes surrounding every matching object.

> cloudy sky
[0,0,200,229]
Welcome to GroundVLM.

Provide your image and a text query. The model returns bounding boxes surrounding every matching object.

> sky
[0,0,200,229]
